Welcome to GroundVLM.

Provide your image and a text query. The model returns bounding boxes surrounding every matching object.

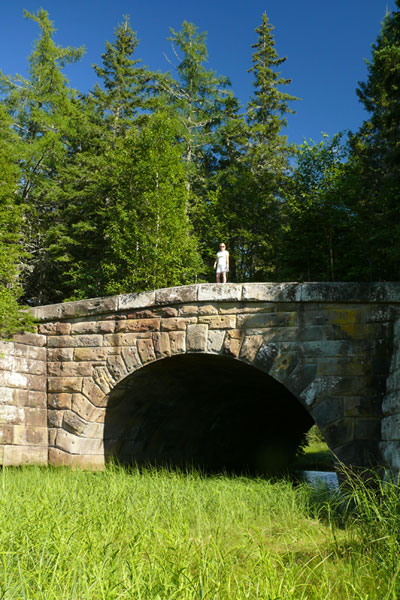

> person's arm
[213,254,217,269]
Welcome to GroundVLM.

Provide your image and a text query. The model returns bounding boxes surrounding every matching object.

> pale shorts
[216,266,229,273]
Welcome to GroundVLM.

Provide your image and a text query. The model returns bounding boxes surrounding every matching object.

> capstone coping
[30,282,400,322]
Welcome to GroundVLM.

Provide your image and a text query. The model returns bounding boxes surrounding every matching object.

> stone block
[71,321,115,335]
[154,307,178,318]
[317,358,371,377]
[155,285,197,305]
[380,441,400,470]
[48,377,82,394]
[0,370,28,389]
[118,290,156,311]
[253,342,279,373]
[72,394,106,423]
[0,355,45,376]
[242,283,301,302]
[161,317,195,331]
[48,448,104,469]
[0,425,13,444]
[207,330,225,354]
[186,324,208,352]
[82,379,108,407]
[198,284,242,302]
[343,395,382,418]
[73,347,108,362]
[12,332,46,347]
[60,296,118,319]
[126,309,156,319]
[0,405,24,425]
[47,334,103,348]
[198,315,236,329]
[239,335,263,363]
[13,390,46,409]
[179,305,199,316]
[55,429,104,455]
[93,366,115,394]
[38,322,71,335]
[311,397,343,426]
[382,391,400,417]
[115,318,160,333]
[2,445,47,466]
[48,348,74,362]
[198,304,219,316]
[106,355,128,382]
[48,393,72,410]
[169,332,186,354]
[121,346,142,372]
[152,333,171,359]
[355,418,381,440]
[24,407,47,427]
[13,425,47,446]
[137,339,156,364]
[323,418,354,449]
[63,410,104,438]
[103,333,151,346]
[0,387,14,405]
[48,410,64,428]
[300,375,343,407]
[48,362,93,377]
[223,330,243,358]
[237,312,297,329]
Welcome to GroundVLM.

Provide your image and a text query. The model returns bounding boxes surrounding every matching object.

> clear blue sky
[0,0,396,145]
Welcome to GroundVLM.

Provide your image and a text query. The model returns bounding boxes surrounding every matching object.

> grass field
[293,425,335,471]
[0,464,399,599]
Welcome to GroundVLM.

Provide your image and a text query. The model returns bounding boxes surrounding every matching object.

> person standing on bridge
[214,243,229,283]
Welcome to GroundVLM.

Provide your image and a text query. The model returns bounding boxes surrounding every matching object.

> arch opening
[104,354,314,475]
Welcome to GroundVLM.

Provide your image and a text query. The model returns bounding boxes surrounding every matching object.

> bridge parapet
[2,282,400,474]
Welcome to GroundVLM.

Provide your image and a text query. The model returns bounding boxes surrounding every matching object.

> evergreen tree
[0,9,84,304]
[0,106,34,335]
[347,1,400,280]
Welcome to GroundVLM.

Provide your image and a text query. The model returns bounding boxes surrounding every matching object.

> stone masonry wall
[28,282,400,471]
[0,332,47,465]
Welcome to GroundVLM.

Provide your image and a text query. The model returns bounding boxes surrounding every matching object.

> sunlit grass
[0,464,399,598]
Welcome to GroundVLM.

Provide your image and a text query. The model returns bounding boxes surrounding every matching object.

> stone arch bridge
[1,282,400,474]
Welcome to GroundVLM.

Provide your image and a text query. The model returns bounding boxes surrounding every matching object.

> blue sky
[0,0,396,145]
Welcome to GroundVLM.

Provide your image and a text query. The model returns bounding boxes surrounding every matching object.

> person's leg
[216,272,221,283]
[222,271,227,283]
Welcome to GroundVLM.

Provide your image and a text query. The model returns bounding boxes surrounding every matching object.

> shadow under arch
[103,353,314,475]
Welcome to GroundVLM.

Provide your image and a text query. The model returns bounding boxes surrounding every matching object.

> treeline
[0,4,399,334]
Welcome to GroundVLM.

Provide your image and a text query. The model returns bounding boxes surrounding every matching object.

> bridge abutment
[1,282,400,475]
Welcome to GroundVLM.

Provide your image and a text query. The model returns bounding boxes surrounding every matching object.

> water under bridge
[1,282,400,475]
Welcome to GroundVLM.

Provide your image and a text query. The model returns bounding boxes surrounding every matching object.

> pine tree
[0,9,84,304]
[0,106,34,335]
[347,1,400,280]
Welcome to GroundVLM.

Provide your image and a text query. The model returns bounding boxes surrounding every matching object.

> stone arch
[102,350,316,475]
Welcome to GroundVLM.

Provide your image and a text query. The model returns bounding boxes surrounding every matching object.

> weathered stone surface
[62,296,118,319]
[106,355,127,382]
[0,405,24,425]
[300,375,342,407]
[198,315,236,329]
[161,317,195,331]
[48,348,74,362]
[48,448,104,469]
[120,346,142,372]
[71,321,115,335]
[13,425,47,446]
[93,366,114,394]
[48,377,82,394]
[137,339,156,364]
[55,429,103,455]
[355,418,381,440]
[47,362,93,377]
[154,307,178,318]
[186,324,208,352]
[0,425,13,444]
[47,334,103,348]
[253,342,279,373]
[118,290,155,311]
[0,387,14,405]
[48,410,64,428]
[38,322,72,335]
[155,285,197,305]
[72,394,106,423]
[152,333,171,359]
[12,332,46,347]
[13,390,46,408]
[63,410,104,438]
[239,335,263,363]
[24,407,47,427]
[198,284,242,302]
[103,333,151,347]
[48,393,72,410]
[237,312,297,329]
[169,331,186,354]
[0,370,28,389]
[207,330,225,354]
[116,318,160,333]
[242,283,301,302]
[73,347,108,362]
[179,305,199,316]
[311,397,343,427]
[223,329,243,358]
[2,445,47,466]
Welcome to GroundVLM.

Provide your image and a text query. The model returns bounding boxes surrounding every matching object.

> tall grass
[0,464,399,599]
